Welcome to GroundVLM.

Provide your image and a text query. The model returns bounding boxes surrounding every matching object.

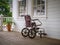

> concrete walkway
[0,32,60,45]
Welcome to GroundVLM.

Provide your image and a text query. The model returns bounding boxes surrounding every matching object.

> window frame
[18,0,26,16]
[32,0,47,18]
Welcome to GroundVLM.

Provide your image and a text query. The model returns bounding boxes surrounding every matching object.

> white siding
[33,0,60,39]
[46,0,60,39]
[12,0,26,32]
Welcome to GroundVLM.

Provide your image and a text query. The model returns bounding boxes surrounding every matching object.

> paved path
[0,32,60,45]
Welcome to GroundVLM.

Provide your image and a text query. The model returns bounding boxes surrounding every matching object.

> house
[12,0,60,40]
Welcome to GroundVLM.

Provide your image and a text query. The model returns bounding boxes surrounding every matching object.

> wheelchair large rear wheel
[28,29,36,39]
[21,28,29,37]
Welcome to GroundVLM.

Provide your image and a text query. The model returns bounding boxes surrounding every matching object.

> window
[33,0,46,17]
[18,0,26,15]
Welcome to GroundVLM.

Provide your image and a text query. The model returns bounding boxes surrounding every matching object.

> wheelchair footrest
[39,33,47,38]
[42,33,47,35]
[36,28,40,30]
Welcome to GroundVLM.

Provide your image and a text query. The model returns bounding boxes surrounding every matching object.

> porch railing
[3,17,13,25]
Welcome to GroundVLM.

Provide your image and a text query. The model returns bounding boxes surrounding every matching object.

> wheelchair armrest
[32,19,38,21]
[36,24,42,26]
[32,19,42,26]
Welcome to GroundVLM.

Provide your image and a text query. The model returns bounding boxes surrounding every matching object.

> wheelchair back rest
[25,15,31,27]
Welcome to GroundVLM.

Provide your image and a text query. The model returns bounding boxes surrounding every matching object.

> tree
[0,0,12,17]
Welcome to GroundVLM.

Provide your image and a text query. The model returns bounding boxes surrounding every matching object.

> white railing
[3,17,13,24]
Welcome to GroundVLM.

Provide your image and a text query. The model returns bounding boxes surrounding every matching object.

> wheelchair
[21,15,47,39]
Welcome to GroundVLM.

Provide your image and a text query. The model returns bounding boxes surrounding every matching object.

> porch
[0,31,60,45]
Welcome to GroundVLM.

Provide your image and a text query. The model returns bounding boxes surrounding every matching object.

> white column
[27,0,32,16]
[12,0,19,18]
[12,0,19,31]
